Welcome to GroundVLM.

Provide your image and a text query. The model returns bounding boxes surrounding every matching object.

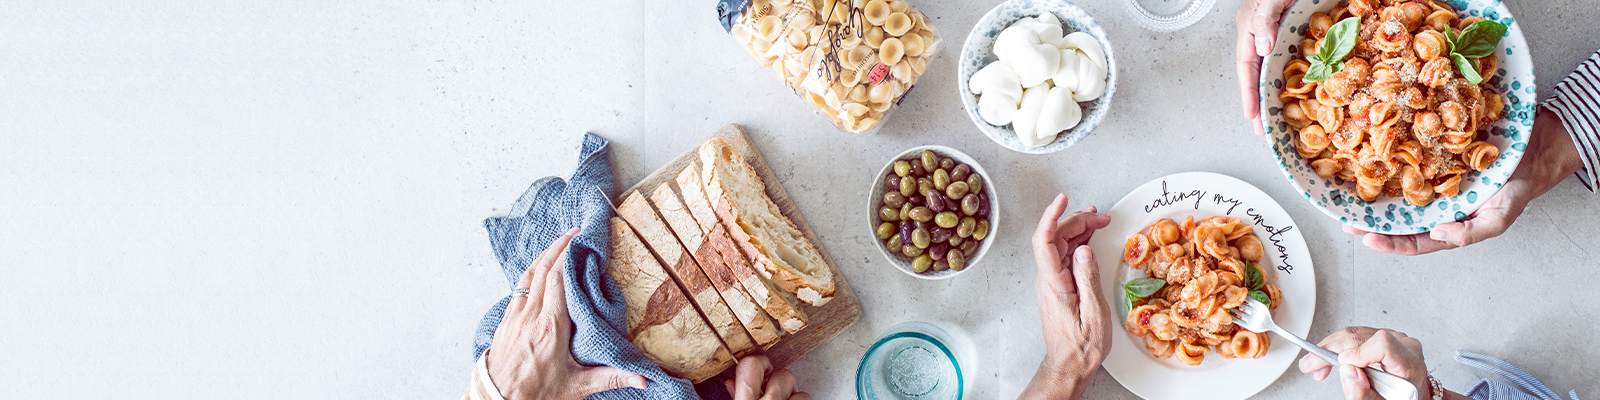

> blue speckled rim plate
[958,0,1117,154]
[1258,0,1535,235]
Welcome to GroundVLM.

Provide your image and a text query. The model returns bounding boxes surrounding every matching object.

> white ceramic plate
[1090,172,1316,400]
[1258,0,1535,235]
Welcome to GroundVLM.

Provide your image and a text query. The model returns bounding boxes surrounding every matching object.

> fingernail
[1315,368,1329,381]
[1338,351,1351,364]
[1428,228,1448,241]
[567,226,582,235]
[632,376,647,389]
[1342,365,1360,383]
[1256,37,1272,56]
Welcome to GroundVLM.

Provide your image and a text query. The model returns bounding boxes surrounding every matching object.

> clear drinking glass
[1123,0,1216,32]
[856,321,972,399]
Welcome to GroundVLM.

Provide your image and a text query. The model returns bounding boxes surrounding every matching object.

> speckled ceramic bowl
[1258,0,1534,235]
[958,0,1117,154]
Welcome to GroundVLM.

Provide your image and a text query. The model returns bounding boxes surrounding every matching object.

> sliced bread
[618,192,758,357]
[606,218,732,382]
[698,138,836,307]
[675,165,810,333]
[648,183,781,348]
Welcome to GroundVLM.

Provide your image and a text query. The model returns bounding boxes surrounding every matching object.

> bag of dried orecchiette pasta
[717,0,939,134]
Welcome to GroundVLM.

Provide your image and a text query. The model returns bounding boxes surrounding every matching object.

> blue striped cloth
[1458,351,1580,400]
[471,133,699,399]
[1542,50,1600,192]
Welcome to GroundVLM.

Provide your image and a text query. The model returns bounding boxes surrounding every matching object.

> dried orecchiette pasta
[725,0,939,133]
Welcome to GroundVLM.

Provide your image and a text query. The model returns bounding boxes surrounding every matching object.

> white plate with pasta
[1090,172,1315,400]
[1258,0,1533,235]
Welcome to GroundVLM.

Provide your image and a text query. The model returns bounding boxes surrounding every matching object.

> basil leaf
[1124,278,1167,298]
[1455,20,1507,58]
[1249,290,1272,308]
[1245,262,1264,290]
[1304,62,1334,82]
[1321,17,1362,63]
[1124,288,1137,317]
[1453,52,1484,84]
[1444,25,1457,54]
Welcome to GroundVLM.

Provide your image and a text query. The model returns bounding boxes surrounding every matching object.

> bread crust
[649,184,782,347]
[699,138,836,307]
[618,192,758,356]
[607,218,733,382]
[675,166,810,333]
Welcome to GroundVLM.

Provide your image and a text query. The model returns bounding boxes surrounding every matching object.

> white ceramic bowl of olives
[869,146,999,280]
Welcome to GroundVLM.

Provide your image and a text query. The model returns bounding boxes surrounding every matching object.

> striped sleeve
[1540,50,1600,192]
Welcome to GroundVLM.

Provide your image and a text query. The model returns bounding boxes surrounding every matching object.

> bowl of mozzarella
[958,0,1116,154]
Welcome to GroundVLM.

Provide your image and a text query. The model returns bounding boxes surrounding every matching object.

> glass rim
[1121,0,1216,32]
[855,330,965,400]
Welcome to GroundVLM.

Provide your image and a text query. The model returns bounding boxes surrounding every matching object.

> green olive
[948,250,967,271]
[920,150,938,172]
[876,222,896,239]
[960,239,979,257]
[966,174,983,194]
[911,254,933,273]
[909,206,934,222]
[957,217,976,237]
[946,181,970,200]
[894,160,912,177]
[903,243,925,257]
[948,235,963,247]
[899,202,913,222]
[917,178,935,197]
[879,206,899,222]
[911,227,931,249]
[885,232,901,247]
[884,191,907,209]
[899,175,916,197]
[934,211,959,228]
[961,194,981,216]
[940,158,956,171]
[973,220,990,240]
[932,168,950,190]
[950,164,972,182]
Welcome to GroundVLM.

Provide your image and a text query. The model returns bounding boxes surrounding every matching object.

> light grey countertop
[2,0,1596,399]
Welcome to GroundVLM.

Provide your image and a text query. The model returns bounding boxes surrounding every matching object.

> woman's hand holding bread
[485,227,648,400]
[1021,194,1113,400]
[723,355,812,400]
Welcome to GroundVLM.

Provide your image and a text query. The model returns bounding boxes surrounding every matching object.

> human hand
[485,227,647,400]
[1298,327,1432,400]
[1344,109,1585,255]
[1020,194,1113,400]
[1235,0,1296,136]
[722,355,811,400]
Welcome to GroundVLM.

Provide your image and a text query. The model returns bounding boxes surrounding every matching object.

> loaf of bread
[699,138,836,307]
[606,218,733,383]
[675,165,810,333]
[617,192,757,357]
[647,183,781,348]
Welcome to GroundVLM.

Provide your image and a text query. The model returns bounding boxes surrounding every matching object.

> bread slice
[618,191,757,357]
[699,138,836,307]
[606,218,733,382]
[675,165,810,333]
[647,183,782,348]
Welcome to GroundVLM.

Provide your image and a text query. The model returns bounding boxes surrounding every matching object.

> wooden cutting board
[613,123,862,369]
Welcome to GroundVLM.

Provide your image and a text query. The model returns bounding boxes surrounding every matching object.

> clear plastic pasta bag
[717,0,940,134]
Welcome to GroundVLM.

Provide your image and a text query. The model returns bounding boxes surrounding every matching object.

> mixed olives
[876,150,992,274]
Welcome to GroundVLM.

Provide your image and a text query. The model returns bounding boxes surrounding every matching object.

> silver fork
[1229,297,1418,400]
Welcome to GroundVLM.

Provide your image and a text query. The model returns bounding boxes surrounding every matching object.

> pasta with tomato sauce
[1280,0,1503,206]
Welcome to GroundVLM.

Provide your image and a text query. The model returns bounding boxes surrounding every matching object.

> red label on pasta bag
[868,63,891,85]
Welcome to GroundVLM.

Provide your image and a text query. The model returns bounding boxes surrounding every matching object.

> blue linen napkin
[1458,351,1581,400]
[471,133,699,399]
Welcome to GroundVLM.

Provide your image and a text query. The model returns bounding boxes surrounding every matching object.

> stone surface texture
[1,0,1596,399]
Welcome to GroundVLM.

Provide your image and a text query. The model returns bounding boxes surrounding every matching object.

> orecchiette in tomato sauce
[1123,216,1280,366]
[1281,0,1504,206]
